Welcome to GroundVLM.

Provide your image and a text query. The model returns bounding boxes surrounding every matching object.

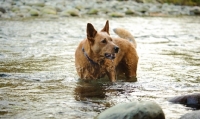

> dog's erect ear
[101,20,109,35]
[87,23,97,42]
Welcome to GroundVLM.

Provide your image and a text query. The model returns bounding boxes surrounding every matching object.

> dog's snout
[114,46,119,53]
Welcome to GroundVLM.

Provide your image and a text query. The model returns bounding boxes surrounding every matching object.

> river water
[0,16,200,119]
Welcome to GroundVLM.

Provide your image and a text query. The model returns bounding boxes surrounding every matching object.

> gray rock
[60,10,70,17]
[169,93,200,109]
[25,1,45,7]
[96,101,165,119]
[181,6,191,15]
[125,9,135,15]
[11,6,19,12]
[149,5,161,13]
[29,9,40,16]
[67,9,80,17]
[87,8,98,15]
[15,1,23,6]
[190,6,200,15]
[42,7,57,15]
[0,7,6,13]
[1,2,12,10]
[55,4,65,12]
[108,12,125,17]
[0,11,3,17]
[19,6,31,13]
[180,111,200,119]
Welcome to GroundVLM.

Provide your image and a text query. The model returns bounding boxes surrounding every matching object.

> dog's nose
[114,46,119,53]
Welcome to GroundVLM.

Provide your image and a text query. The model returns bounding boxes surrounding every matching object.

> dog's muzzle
[104,46,119,60]
[105,53,116,60]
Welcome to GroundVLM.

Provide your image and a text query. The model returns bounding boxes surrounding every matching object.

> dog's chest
[76,64,106,80]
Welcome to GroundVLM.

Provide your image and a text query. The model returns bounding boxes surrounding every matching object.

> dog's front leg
[106,70,116,82]
[106,66,116,82]
[104,60,116,82]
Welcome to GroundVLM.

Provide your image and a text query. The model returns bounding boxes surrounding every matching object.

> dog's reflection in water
[74,79,108,101]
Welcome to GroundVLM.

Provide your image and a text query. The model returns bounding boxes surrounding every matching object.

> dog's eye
[101,39,107,44]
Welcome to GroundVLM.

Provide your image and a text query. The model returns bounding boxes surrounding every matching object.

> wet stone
[0,7,6,13]
[67,9,80,16]
[42,7,57,15]
[96,101,165,119]
[190,6,200,15]
[180,110,200,119]
[29,9,40,16]
[25,1,45,7]
[108,12,125,17]
[169,93,200,109]
[87,8,98,15]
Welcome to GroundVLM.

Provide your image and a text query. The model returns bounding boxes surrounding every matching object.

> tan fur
[75,20,138,82]
[113,28,137,48]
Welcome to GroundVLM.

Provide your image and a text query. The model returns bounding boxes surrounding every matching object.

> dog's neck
[82,47,99,65]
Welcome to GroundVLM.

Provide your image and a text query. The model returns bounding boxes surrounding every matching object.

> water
[0,16,200,119]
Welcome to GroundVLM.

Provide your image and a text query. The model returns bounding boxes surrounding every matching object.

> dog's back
[113,28,137,48]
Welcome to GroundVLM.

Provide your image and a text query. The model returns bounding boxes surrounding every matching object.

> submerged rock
[96,101,165,119]
[169,93,200,109]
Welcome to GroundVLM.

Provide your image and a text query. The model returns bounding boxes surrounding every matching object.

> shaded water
[0,16,200,119]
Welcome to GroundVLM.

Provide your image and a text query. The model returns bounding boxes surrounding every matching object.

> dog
[75,20,138,82]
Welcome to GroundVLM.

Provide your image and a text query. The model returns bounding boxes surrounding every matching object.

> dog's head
[86,20,119,60]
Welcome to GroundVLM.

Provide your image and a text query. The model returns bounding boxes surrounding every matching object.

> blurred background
[0,0,200,18]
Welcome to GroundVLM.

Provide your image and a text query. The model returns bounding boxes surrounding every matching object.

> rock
[29,9,40,16]
[180,111,200,119]
[25,1,45,7]
[169,93,200,109]
[15,1,23,6]
[137,4,149,13]
[108,12,125,17]
[96,101,165,119]
[19,6,32,13]
[42,7,57,15]
[181,6,191,15]
[87,8,98,15]
[67,9,80,16]
[190,6,200,15]
[0,7,6,13]
[0,12,2,17]
[60,10,70,17]
[1,2,12,10]
[11,6,19,12]
[149,5,161,13]
[55,4,65,12]
[125,9,135,15]
[75,5,84,11]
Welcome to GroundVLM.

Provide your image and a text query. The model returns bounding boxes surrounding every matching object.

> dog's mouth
[105,53,116,60]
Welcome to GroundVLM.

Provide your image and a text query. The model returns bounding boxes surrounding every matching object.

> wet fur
[75,20,138,82]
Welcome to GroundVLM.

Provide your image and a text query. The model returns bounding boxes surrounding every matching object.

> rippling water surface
[0,16,200,119]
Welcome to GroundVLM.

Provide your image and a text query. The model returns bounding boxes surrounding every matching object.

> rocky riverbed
[0,0,200,19]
